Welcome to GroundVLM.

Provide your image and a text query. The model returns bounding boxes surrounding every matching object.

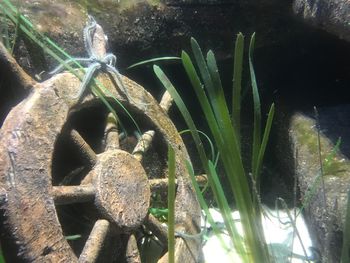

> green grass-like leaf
[127,57,180,69]
[179,129,217,164]
[249,33,262,185]
[232,33,244,148]
[65,234,82,241]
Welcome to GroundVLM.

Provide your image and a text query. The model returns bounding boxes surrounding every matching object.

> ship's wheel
[0,48,202,262]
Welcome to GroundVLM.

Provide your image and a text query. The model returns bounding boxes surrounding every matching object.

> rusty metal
[0,18,202,263]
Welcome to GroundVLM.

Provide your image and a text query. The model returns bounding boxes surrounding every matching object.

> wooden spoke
[69,129,97,168]
[59,166,86,185]
[159,91,173,113]
[144,214,168,246]
[192,174,208,186]
[149,174,208,192]
[132,130,155,162]
[125,234,141,263]
[52,185,95,205]
[149,178,170,192]
[79,219,110,262]
[104,112,120,151]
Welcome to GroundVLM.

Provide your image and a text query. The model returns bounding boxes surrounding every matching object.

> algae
[292,115,350,177]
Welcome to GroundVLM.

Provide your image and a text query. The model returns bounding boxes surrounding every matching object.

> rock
[3,0,299,73]
[293,0,350,41]
[288,105,350,263]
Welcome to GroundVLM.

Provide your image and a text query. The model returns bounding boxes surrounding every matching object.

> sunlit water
[202,208,314,263]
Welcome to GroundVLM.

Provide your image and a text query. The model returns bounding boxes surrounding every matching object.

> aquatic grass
[232,33,244,148]
[249,35,275,195]
[156,55,252,260]
[154,33,274,262]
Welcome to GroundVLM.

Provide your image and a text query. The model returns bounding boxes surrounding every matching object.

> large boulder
[293,0,350,41]
[287,105,350,262]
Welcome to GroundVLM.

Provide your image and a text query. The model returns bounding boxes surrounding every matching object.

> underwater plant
[154,33,275,262]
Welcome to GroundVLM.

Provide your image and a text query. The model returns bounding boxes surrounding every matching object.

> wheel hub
[92,149,150,231]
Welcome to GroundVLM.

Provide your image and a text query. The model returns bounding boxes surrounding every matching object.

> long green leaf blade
[249,33,262,182]
[127,57,180,69]
[232,33,244,149]
[154,64,222,204]
[153,64,209,166]
[255,103,275,189]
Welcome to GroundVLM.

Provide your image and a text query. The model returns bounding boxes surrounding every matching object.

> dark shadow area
[125,19,350,207]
